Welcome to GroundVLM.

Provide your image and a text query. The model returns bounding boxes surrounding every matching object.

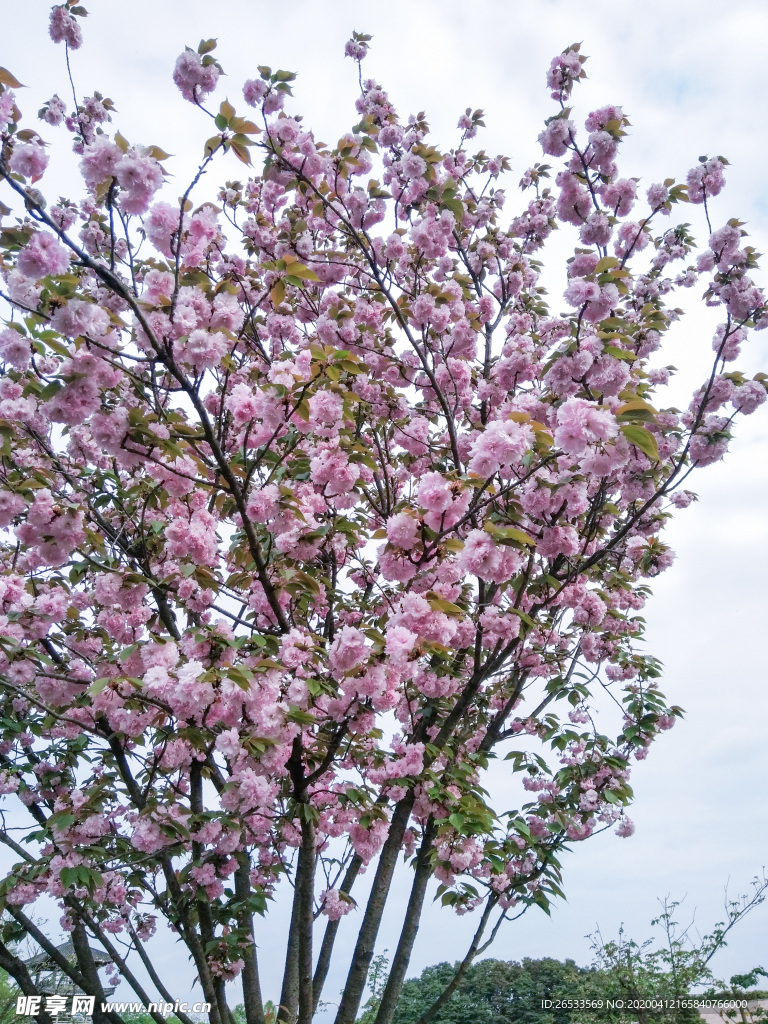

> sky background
[2,0,768,1015]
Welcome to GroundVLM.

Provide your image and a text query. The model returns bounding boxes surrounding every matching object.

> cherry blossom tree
[0,7,765,1024]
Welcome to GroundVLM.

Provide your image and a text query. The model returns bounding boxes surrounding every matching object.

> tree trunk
[297,815,316,1024]
[0,938,54,1024]
[373,818,436,1024]
[235,853,267,1024]
[312,855,362,1014]
[278,877,301,1023]
[333,793,414,1024]
[71,919,121,1024]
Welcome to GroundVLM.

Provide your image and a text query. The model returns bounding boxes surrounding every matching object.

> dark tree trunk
[297,816,316,1024]
[312,855,363,1014]
[373,818,436,1024]
[333,793,415,1024]
[278,876,301,1023]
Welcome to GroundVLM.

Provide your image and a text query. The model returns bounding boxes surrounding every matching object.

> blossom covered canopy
[0,11,765,1024]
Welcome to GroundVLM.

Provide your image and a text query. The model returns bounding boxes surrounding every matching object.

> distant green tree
[703,967,768,1024]
[0,965,18,1024]
[0,914,22,1024]
[234,1002,278,1024]
[357,876,768,1024]
[121,1016,184,1024]
[580,880,768,1024]
[357,956,588,1024]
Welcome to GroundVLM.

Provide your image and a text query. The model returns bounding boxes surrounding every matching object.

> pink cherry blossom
[538,118,573,157]
[457,529,525,583]
[546,48,584,101]
[173,49,221,104]
[0,90,17,130]
[467,419,533,477]
[17,231,70,279]
[243,79,268,107]
[145,202,183,257]
[320,888,354,920]
[0,328,31,370]
[115,149,164,214]
[165,509,219,565]
[176,329,229,373]
[329,625,370,676]
[80,136,122,189]
[386,513,420,550]
[554,398,618,455]
[9,141,49,180]
[51,299,111,338]
[687,157,726,204]
[49,5,82,49]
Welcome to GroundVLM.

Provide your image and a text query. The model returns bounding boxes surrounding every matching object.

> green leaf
[594,256,619,272]
[50,813,75,833]
[270,279,286,306]
[483,521,536,546]
[286,705,316,726]
[230,116,260,134]
[204,135,222,157]
[497,525,537,547]
[39,380,63,402]
[0,67,24,89]
[443,537,465,552]
[227,666,254,691]
[426,593,464,617]
[616,398,657,417]
[441,197,464,220]
[621,424,659,460]
[603,344,635,361]
[509,607,535,629]
[43,337,70,357]
[288,263,320,282]
[60,867,79,888]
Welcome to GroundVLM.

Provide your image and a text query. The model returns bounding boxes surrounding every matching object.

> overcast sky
[3,0,768,1013]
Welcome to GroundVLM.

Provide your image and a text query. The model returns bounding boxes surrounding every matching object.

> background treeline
[355,887,768,1024]
[358,955,768,1024]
